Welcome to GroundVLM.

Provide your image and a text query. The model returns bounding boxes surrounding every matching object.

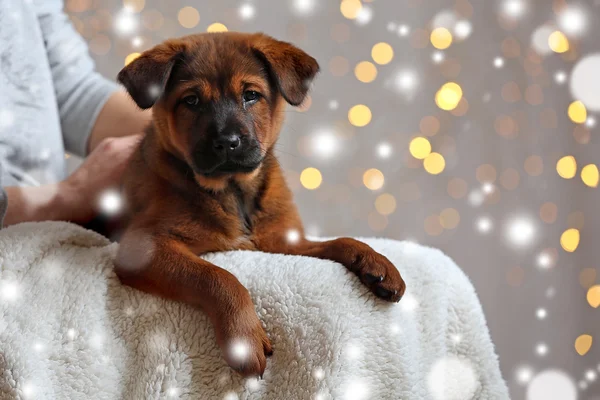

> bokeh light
[300,167,322,190]
[375,193,396,215]
[207,22,228,32]
[435,82,463,111]
[556,155,577,179]
[363,168,385,190]
[348,104,372,127]
[548,31,570,53]
[430,27,453,50]
[560,228,580,252]
[575,334,593,356]
[587,285,600,308]
[354,61,378,83]
[371,42,394,65]
[340,0,362,20]
[178,6,200,29]
[423,152,446,175]
[526,370,577,400]
[570,54,600,111]
[568,100,587,124]
[409,137,432,160]
[581,164,599,188]
[124,52,140,66]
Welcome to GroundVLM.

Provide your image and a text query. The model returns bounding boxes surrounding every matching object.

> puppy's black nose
[213,134,241,154]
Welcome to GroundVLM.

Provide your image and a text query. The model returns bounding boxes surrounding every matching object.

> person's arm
[1,135,142,228]
[36,0,150,156]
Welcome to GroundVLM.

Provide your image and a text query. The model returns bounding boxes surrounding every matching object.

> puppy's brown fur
[114,32,405,377]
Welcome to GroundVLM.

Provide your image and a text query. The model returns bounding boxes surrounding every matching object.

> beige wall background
[66,0,600,398]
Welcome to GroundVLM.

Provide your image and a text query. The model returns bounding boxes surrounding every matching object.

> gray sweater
[0,0,119,227]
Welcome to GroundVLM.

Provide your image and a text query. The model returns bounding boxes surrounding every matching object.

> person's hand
[60,135,142,223]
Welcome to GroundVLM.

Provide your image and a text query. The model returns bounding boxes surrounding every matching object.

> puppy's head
[117,32,319,189]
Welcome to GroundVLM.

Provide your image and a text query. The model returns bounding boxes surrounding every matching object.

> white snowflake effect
[427,356,477,400]
[98,189,123,216]
[535,308,547,320]
[535,342,548,357]
[229,339,250,363]
[504,216,536,248]
[286,229,301,244]
[114,7,139,36]
[310,129,339,159]
[292,0,316,16]
[376,142,392,159]
[526,369,577,400]
[476,217,493,234]
[239,4,256,20]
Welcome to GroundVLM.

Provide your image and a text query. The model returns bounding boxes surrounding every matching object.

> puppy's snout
[213,134,242,154]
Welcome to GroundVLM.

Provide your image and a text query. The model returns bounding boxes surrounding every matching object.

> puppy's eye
[243,90,261,104]
[183,95,199,107]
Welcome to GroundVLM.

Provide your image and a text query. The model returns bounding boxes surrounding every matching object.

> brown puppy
[114,32,406,378]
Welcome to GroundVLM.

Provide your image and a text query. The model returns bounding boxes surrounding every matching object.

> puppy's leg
[115,229,272,377]
[255,235,406,302]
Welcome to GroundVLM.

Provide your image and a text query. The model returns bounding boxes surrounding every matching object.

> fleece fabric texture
[0,222,509,400]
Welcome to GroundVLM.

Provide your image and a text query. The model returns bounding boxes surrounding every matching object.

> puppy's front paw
[352,250,406,302]
[217,310,272,378]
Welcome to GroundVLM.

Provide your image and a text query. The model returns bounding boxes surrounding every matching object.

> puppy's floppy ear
[117,40,188,109]
[251,34,320,106]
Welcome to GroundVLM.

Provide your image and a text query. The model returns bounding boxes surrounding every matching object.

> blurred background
[64,0,600,398]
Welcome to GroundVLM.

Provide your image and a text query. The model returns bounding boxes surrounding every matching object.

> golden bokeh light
[420,115,440,136]
[300,167,322,190]
[354,61,378,83]
[123,0,145,12]
[331,23,351,43]
[587,285,600,308]
[495,115,518,138]
[124,52,141,66]
[375,193,397,215]
[409,137,432,160]
[539,202,558,224]
[568,101,587,124]
[476,164,497,183]
[556,155,577,179]
[500,168,520,190]
[371,42,394,65]
[435,82,463,111]
[447,178,468,199]
[430,27,453,50]
[348,104,372,127]
[575,334,593,356]
[368,211,388,231]
[142,9,164,31]
[581,164,599,188]
[207,22,228,32]
[178,6,200,28]
[424,215,444,236]
[363,168,385,190]
[524,155,543,176]
[560,228,580,253]
[423,152,446,175]
[501,82,521,103]
[440,208,460,229]
[340,0,363,19]
[548,31,570,53]
[329,56,350,77]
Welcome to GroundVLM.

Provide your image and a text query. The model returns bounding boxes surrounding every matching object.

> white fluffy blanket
[0,222,509,400]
